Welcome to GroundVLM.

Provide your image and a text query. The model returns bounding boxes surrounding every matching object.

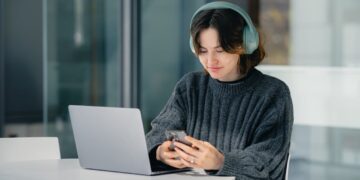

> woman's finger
[163,151,179,159]
[165,158,186,169]
[179,156,199,168]
[174,141,201,157]
[174,147,197,162]
[184,136,207,149]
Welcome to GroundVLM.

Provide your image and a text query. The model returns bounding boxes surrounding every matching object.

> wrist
[156,145,161,161]
[216,153,225,170]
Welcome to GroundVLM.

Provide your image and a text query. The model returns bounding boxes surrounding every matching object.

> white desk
[0,159,235,180]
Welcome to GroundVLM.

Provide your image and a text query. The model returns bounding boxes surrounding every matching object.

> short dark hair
[190,9,265,75]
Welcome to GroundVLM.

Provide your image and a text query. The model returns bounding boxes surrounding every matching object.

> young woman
[146,1,293,179]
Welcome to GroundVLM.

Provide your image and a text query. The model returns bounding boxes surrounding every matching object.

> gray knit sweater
[146,68,293,180]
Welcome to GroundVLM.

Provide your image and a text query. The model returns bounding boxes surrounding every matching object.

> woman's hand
[156,140,187,169]
[174,136,224,170]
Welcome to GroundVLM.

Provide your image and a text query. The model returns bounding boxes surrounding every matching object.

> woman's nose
[207,52,217,64]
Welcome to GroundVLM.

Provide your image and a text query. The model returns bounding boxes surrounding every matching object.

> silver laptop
[68,105,188,175]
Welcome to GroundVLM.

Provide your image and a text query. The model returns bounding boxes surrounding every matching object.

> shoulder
[253,69,293,124]
[255,69,291,100]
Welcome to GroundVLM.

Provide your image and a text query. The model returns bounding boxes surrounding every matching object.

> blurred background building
[1,0,360,179]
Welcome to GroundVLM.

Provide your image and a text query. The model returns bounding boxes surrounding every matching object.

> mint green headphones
[190,1,259,54]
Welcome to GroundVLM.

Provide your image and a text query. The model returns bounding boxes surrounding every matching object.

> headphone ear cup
[243,26,259,54]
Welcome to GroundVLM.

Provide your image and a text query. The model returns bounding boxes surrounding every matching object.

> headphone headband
[189,1,259,54]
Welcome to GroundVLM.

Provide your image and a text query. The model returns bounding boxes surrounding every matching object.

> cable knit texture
[146,68,293,180]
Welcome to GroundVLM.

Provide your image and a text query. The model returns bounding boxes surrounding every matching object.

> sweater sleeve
[145,80,188,158]
[216,90,293,180]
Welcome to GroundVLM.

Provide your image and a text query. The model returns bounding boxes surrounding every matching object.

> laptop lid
[68,105,152,175]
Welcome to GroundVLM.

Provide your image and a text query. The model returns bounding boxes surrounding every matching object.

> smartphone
[165,130,192,150]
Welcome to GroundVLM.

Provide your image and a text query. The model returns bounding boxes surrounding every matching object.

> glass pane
[289,125,360,180]
[45,0,122,158]
[140,0,205,132]
[260,0,289,65]
[260,0,360,67]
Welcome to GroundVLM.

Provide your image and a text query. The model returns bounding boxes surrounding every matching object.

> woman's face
[197,28,241,82]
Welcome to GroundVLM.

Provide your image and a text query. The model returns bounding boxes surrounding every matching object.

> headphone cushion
[243,26,259,54]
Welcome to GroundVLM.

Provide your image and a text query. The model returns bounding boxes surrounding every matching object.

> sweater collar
[209,68,262,95]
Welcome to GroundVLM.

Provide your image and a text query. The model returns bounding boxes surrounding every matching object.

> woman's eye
[199,49,207,54]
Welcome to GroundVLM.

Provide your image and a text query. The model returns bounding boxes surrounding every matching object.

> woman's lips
[208,67,223,72]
